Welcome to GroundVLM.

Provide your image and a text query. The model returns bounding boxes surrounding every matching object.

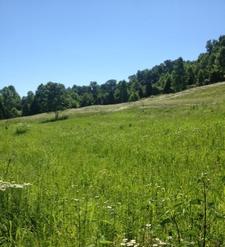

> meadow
[1,82,225,246]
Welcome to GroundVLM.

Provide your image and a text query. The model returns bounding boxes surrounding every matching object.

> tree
[114,80,128,103]
[185,66,195,85]
[197,70,205,85]
[164,60,174,73]
[34,82,67,119]
[21,91,35,116]
[89,81,99,104]
[143,82,153,97]
[216,47,225,72]
[46,82,67,119]
[80,92,94,107]
[206,40,213,53]
[218,35,225,47]
[0,85,21,118]
[65,88,80,108]
[171,58,186,91]
[209,69,223,83]
[128,91,139,102]
[163,75,173,94]
[0,94,5,119]
[129,78,142,99]
[101,80,117,104]
[34,84,49,113]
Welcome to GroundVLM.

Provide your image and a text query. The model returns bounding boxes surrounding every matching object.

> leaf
[160,218,171,226]
[221,176,225,183]
[174,202,183,208]
[99,240,113,245]
[190,198,202,205]
[207,202,215,208]
[101,220,113,225]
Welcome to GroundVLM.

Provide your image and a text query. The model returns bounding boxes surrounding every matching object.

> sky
[0,0,225,96]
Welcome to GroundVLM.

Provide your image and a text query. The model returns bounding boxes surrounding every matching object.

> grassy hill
[10,81,225,122]
[1,82,225,246]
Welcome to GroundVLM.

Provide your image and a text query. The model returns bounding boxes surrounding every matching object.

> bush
[15,123,30,135]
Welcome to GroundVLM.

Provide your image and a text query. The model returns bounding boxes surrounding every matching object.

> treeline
[0,35,225,119]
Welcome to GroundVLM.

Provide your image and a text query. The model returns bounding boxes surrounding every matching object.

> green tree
[216,47,225,72]
[34,84,49,113]
[21,91,35,116]
[0,85,21,118]
[197,70,205,85]
[90,81,99,104]
[35,82,67,119]
[209,69,223,83]
[143,82,153,97]
[185,66,195,85]
[114,80,128,103]
[163,75,173,94]
[128,91,139,102]
[81,92,94,107]
[0,94,5,119]
[171,58,186,91]
[129,79,141,99]
[101,80,117,104]
[65,88,80,108]
[206,40,214,53]
[46,82,67,119]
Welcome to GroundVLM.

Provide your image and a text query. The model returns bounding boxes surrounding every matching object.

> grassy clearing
[1,82,225,246]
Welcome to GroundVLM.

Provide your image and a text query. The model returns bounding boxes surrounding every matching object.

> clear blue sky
[0,0,225,96]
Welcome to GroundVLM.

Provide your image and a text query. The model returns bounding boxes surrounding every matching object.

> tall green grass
[1,85,225,246]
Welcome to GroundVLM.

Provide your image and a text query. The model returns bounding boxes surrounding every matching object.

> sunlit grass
[0,82,225,246]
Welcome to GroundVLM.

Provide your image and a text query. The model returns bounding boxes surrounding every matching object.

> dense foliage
[0,35,225,119]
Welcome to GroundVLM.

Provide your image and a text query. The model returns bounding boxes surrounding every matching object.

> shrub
[15,123,30,135]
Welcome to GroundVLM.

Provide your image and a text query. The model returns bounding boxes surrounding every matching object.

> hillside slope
[0,81,225,246]
[8,81,225,122]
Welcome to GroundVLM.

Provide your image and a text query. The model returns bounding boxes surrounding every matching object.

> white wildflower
[130,239,136,244]
[23,183,32,187]
[127,243,133,247]
[12,184,24,189]
[158,240,167,246]
[145,223,151,228]
[0,181,31,191]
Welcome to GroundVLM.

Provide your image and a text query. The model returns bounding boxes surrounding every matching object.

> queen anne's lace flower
[0,180,31,191]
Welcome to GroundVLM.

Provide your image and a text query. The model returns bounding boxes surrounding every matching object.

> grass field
[1,82,225,246]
